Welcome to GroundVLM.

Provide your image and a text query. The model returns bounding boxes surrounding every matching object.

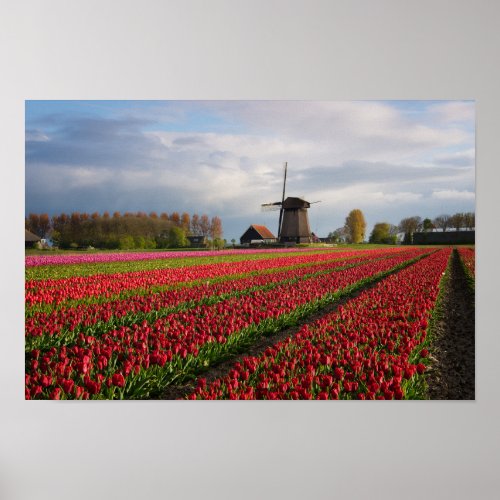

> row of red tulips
[25,249,431,399]
[26,248,405,307]
[187,248,451,400]
[457,247,475,281]
[26,250,401,346]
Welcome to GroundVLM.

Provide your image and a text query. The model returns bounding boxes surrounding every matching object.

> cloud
[434,149,475,167]
[26,116,166,168]
[201,101,473,165]
[298,161,473,190]
[431,189,475,200]
[309,183,423,208]
[25,129,49,142]
[427,101,475,125]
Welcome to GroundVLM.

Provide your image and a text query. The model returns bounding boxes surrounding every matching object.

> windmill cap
[282,197,311,208]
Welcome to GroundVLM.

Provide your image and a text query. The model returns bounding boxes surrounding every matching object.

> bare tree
[328,227,348,243]
[170,212,181,227]
[463,212,475,230]
[27,213,41,236]
[433,214,451,232]
[38,214,51,238]
[200,214,210,238]
[399,216,422,244]
[191,214,201,235]
[449,212,465,231]
[181,212,191,234]
[209,216,223,239]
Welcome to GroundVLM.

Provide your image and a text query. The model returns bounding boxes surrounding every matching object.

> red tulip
[111,373,126,388]
[416,363,426,375]
[50,388,62,400]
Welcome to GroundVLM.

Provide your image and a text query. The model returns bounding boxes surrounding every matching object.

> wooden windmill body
[279,196,312,243]
[261,163,319,244]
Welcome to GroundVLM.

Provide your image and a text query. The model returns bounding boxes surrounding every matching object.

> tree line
[398,212,475,243]
[328,210,475,244]
[25,211,224,249]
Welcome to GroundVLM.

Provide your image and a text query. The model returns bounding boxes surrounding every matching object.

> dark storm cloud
[25,163,189,216]
[26,115,167,169]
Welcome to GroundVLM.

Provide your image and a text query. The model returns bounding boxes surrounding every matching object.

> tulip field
[457,247,475,288]
[25,246,474,400]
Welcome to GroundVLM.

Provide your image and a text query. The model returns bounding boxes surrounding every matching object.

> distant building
[187,235,208,248]
[25,229,41,248]
[413,230,475,245]
[240,225,277,245]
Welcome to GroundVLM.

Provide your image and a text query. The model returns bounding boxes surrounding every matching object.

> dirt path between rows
[426,249,475,400]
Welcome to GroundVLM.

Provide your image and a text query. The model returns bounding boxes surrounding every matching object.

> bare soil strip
[159,255,432,400]
[426,249,475,400]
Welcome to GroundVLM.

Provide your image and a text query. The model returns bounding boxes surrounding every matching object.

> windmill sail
[277,162,287,238]
[261,202,281,211]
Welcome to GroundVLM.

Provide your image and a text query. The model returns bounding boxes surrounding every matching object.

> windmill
[261,162,320,244]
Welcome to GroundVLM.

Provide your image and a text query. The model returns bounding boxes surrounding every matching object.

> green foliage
[167,226,189,248]
[369,223,398,244]
[422,218,434,232]
[118,235,135,249]
[133,236,155,249]
[382,235,397,245]
[369,222,390,244]
[212,238,225,250]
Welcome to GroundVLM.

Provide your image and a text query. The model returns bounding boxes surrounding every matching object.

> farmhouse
[187,235,208,248]
[240,225,277,245]
[25,229,41,248]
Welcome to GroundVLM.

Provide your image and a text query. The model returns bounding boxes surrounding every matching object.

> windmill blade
[261,204,282,212]
[309,200,322,204]
[279,162,287,239]
[281,162,287,205]
[277,207,284,237]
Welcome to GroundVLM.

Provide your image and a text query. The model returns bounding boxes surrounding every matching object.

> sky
[25,100,475,241]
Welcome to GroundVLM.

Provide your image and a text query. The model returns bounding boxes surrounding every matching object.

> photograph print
[25,100,475,400]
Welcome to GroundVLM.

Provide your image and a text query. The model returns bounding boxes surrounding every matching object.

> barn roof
[250,225,276,239]
[25,229,41,242]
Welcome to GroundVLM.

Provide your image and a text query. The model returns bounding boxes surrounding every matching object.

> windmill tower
[261,162,320,244]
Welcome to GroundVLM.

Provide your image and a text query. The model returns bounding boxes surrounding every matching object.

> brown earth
[426,249,475,400]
